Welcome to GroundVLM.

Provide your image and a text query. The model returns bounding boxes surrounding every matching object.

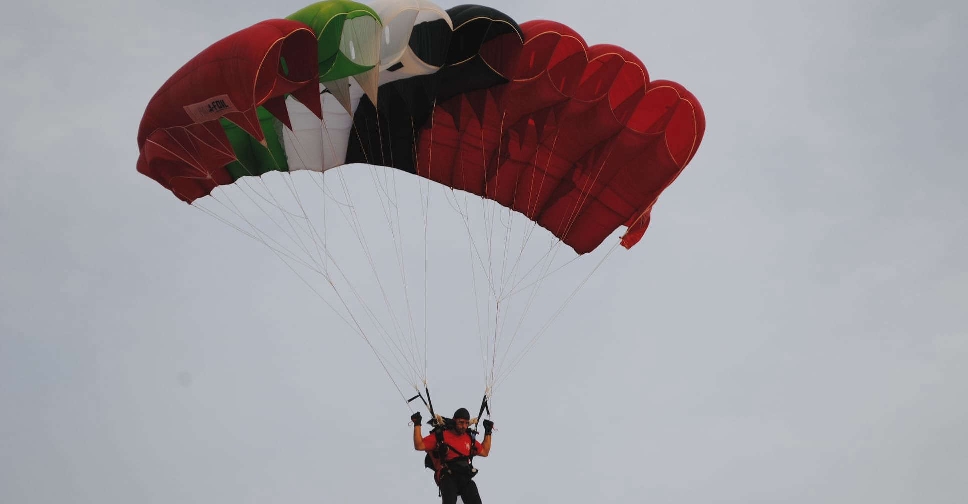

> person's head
[452,408,470,434]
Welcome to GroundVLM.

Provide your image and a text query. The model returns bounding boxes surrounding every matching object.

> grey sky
[2,0,966,503]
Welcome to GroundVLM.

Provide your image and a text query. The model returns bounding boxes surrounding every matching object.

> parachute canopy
[137,0,705,255]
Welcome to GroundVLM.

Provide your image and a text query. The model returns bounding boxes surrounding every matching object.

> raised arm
[478,419,494,457]
[411,412,426,451]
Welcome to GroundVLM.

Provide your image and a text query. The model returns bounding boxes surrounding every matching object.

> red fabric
[136,19,320,203]
[422,430,483,461]
[416,20,705,254]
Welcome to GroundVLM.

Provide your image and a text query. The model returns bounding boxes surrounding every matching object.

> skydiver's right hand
[411,412,422,425]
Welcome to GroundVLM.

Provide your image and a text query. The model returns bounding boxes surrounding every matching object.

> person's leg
[458,479,482,504]
[438,476,459,504]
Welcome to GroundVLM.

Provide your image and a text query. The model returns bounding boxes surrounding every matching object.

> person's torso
[440,430,475,460]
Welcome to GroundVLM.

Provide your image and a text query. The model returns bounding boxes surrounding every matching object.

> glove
[482,419,494,435]
[411,412,422,425]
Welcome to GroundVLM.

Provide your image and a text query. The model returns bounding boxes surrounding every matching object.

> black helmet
[453,408,470,420]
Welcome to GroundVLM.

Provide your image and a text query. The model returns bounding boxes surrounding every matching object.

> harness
[424,419,479,484]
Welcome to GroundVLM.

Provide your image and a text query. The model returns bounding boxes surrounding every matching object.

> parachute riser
[408,387,491,436]
[407,385,439,425]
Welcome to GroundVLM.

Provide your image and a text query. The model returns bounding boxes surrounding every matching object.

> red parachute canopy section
[415,20,705,254]
[136,19,321,203]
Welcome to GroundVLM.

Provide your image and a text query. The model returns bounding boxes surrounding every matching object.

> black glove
[411,412,422,425]
[482,419,494,435]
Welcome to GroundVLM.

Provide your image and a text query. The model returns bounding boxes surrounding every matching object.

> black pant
[438,474,482,504]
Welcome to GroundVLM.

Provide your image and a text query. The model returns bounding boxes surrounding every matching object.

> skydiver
[411,408,494,504]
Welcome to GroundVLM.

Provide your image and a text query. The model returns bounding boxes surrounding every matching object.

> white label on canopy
[183,94,239,124]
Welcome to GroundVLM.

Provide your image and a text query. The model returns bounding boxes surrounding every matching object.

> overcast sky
[2,0,967,503]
